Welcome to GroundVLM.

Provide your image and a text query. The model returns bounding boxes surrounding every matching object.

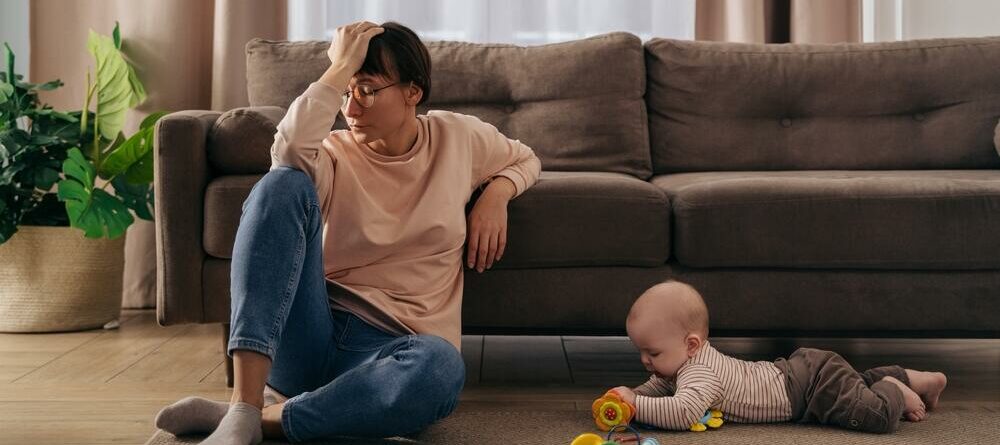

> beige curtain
[31,0,286,308]
[697,0,861,43]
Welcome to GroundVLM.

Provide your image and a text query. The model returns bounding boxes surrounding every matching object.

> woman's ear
[405,82,423,106]
[685,334,703,358]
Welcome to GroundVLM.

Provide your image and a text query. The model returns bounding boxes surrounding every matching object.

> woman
[154,21,541,444]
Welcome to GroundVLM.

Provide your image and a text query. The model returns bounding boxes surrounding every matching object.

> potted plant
[0,23,165,332]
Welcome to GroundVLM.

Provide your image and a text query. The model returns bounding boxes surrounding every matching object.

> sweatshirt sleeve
[634,364,723,431]
[270,81,343,215]
[465,115,542,199]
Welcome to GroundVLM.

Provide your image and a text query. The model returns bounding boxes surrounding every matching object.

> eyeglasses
[341,83,398,110]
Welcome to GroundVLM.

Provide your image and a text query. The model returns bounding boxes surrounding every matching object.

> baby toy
[591,389,724,433]
[688,409,724,432]
[591,389,636,431]
[571,424,660,445]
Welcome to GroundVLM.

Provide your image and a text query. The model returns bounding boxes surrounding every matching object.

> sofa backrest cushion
[645,37,1000,172]
[247,33,652,178]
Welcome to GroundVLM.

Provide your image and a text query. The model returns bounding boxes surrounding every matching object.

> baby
[607,280,948,434]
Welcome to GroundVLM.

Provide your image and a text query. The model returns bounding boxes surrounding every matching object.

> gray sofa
[155,33,1000,358]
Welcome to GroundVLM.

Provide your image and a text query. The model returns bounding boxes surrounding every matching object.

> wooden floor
[1,309,996,444]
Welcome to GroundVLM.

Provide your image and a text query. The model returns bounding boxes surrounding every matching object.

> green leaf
[113,22,121,50]
[126,65,146,106]
[0,163,27,186]
[99,111,165,181]
[87,29,145,141]
[98,129,141,178]
[15,79,63,91]
[56,147,133,238]
[28,133,60,146]
[111,175,152,220]
[0,83,12,105]
[97,131,125,160]
[138,111,167,130]
[32,166,60,190]
[123,148,153,184]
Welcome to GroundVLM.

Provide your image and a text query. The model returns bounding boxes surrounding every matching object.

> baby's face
[627,318,692,380]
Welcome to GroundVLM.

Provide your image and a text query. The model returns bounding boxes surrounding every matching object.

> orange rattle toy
[591,389,636,431]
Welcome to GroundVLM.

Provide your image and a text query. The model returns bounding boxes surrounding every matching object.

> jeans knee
[245,167,318,211]
[413,336,465,396]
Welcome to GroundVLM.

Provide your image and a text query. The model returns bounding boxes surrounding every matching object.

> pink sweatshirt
[269,81,541,350]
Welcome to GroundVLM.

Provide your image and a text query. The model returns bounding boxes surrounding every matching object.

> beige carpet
[147,402,999,445]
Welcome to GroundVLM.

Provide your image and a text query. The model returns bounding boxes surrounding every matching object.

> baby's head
[626,280,709,379]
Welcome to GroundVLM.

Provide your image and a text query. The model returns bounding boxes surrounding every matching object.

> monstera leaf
[56,147,133,238]
[99,111,166,183]
[111,175,153,221]
[87,23,146,141]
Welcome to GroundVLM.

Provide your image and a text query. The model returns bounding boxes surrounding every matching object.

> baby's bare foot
[905,369,947,410]
[884,376,926,422]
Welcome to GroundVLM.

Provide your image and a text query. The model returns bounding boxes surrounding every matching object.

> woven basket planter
[0,225,124,332]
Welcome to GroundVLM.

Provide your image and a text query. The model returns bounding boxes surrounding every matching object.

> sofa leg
[222,323,234,388]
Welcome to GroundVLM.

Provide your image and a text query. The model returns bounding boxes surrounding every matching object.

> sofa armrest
[154,110,222,326]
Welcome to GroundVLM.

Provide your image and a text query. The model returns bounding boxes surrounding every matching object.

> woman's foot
[154,388,285,436]
[883,376,927,422]
[200,402,263,445]
[155,396,228,435]
[905,369,948,410]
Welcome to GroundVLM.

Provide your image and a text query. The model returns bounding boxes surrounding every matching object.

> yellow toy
[569,433,608,445]
[689,409,724,432]
[591,390,636,432]
[571,424,661,445]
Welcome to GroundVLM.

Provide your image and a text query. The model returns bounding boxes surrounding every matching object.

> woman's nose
[343,96,364,117]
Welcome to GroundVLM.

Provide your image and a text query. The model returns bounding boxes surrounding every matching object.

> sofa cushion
[653,170,1000,269]
[497,171,669,267]
[645,37,1000,173]
[203,175,258,259]
[246,33,651,178]
[203,171,670,267]
[207,106,285,174]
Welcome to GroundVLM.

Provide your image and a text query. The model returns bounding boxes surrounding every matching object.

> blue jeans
[227,166,465,442]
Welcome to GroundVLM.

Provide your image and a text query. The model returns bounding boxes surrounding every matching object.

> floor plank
[109,323,223,385]
[0,330,102,383]
[12,312,188,385]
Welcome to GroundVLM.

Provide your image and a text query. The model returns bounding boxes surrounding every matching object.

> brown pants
[774,348,908,434]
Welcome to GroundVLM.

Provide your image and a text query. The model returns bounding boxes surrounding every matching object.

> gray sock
[200,402,263,445]
[155,396,229,435]
[155,391,282,436]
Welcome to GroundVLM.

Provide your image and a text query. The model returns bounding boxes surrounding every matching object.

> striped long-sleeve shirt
[633,341,792,430]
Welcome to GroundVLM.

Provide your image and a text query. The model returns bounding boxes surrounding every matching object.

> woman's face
[341,73,414,145]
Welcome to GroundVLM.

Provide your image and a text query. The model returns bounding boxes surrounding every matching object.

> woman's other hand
[466,177,516,273]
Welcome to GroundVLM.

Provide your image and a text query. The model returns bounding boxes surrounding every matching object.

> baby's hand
[610,386,637,405]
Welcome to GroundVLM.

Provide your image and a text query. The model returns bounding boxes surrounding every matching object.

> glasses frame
[341,82,398,110]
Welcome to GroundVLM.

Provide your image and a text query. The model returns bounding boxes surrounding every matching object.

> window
[289,0,695,44]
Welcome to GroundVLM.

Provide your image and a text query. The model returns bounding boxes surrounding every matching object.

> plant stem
[81,71,91,135]
[92,87,100,171]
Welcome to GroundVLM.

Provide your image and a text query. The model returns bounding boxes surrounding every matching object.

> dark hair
[359,22,431,106]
